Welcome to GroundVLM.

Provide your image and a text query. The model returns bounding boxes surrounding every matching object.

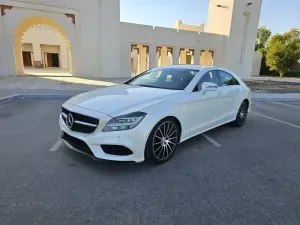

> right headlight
[102,112,147,132]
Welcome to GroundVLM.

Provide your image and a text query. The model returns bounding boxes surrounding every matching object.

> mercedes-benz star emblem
[66,113,74,129]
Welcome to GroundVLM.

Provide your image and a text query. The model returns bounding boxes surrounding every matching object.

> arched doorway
[13,16,72,75]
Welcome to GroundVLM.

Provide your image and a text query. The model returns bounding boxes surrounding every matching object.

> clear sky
[120,0,300,35]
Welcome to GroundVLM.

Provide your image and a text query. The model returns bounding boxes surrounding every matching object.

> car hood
[66,84,184,117]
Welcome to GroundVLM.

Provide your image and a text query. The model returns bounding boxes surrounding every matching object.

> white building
[0,0,262,79]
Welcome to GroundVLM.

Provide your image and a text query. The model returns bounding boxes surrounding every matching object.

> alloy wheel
[152,121,178,161]
[237,102,248,125]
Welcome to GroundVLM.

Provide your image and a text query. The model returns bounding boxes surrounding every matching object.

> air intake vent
[101,145,133,156]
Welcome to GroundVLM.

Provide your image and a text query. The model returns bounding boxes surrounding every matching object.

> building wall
[0,0,262,79]
[206,0,235,36]
[22,43,33,52]
[174,20,205,32]
[0,0,121,78]
[252,51,263,75]
[120,22,227,77]
[206,0,262,78]
[21,25,68,69]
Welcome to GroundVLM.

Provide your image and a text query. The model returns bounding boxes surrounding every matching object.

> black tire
[231,101,249,127]
[145,118,180,164]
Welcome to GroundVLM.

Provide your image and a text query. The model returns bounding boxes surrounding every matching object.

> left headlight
[103,112,147,132]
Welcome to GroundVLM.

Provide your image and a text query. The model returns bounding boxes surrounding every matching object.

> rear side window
[218,71,240,86]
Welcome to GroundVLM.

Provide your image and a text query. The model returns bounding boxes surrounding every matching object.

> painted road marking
[270,102,300,110]
[202,134,222,148]
[251,111,300,129]
[50,139,63,152]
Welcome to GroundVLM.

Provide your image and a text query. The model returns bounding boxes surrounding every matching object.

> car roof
[157,65,220,71]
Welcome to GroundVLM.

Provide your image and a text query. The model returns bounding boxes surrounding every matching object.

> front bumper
[59,105,155,163]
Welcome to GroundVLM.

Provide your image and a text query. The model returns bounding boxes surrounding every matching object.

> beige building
[174,20,205,33]
[0,0,262,79]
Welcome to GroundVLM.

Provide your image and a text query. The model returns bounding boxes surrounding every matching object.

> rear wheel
[145,118,180,164]
[231,101,249,127]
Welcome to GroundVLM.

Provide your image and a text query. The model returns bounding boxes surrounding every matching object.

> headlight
[103,112,147,132]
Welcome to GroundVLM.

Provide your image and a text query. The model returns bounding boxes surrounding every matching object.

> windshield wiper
[136,84,161,89]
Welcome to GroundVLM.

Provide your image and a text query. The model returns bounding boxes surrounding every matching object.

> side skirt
[179,118,235,144]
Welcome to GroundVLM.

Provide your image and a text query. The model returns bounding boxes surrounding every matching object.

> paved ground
[23,68,72,76]
[1,100,300,225]
[0,76,121,91]
[0,76,126,99]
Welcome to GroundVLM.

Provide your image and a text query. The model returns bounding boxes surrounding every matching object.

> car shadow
[60,124,234,174]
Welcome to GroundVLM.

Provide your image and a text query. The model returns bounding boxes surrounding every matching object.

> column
[194,48,201,65]
[173,47,180,65]
[33,43,42,67]
[0,15,9,76]
[68,49,73,74]
[30,52,34,67]
[149,45,156,69]
[60,44,68,69]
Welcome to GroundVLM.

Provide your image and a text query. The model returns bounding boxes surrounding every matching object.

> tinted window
[195,70,219,92]
[126,68,199,90]
[218,71,240,86]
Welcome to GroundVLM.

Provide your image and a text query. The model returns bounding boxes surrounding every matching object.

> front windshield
[125,68,199,90]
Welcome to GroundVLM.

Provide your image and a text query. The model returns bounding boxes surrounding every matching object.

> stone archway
[13,16,72,75]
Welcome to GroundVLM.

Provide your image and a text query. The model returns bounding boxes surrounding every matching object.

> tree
[266,29,300,77]
[255,26,272,52]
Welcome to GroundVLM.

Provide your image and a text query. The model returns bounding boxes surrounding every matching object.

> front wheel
[231,101,249,127]
[145,118,180,164]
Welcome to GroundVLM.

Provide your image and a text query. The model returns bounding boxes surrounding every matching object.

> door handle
[217,92,223,96]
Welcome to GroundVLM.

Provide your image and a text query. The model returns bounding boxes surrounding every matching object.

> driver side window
[194,70,219,92]
[218,71,240,86]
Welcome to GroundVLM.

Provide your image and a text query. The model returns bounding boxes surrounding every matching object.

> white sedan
[59,65,251,164]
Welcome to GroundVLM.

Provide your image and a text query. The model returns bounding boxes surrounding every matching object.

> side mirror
[202,82,217,92]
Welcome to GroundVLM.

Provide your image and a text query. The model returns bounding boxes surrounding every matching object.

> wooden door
[46,53,59,67]
[22,52,32,67]
[47,53,53,67]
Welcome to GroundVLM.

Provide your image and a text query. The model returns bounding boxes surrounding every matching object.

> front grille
[62,132,94,156]
[62,107,99,134]
[101,145,133,156]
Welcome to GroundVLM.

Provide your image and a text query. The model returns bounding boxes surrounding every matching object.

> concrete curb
[0,94,72,104]
[0,95,21,105]
[253,98,300,102]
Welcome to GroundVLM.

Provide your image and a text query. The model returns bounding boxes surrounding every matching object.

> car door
[217,70,242,120]
[187,70,224,135]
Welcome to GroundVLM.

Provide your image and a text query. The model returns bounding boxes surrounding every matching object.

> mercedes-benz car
[59,65,251,164]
